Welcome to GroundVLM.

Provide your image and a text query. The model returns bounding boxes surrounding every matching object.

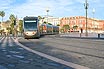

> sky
[0,0,104,21]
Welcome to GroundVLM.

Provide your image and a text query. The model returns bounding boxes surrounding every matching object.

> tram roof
[24,16,38,20]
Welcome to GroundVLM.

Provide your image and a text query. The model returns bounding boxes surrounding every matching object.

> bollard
[98,34,100,38]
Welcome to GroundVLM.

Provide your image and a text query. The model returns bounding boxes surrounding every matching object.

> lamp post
[92,8,95,32]
[46,8,49,23]
[84,0,89,36]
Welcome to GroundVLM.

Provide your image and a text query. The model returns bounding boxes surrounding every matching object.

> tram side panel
[52,26,59,34]
[40,24,59,35]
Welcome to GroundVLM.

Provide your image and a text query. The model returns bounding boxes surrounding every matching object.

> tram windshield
[24,20,37,31]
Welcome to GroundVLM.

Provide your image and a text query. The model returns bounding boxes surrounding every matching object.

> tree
[0,11,5,22]
[18,20,23,35]
[0,11,1,18]
[63,24,70,33]
[43,21,47,24]
[73,25,78,31]
[38,16,45,24]
[10,22,14,34]
[48,23,52,25]
[9,14,16,34]
[57,24,60,26]
[5,20,11,24]
[9,14,16,23]
[38,16,43,20]
[60,28,64,33]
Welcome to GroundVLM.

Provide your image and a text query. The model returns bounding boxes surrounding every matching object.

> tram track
[16,38,90,69]
[18,37,104,69]
[28,37,104,59]
[43,38,104,52]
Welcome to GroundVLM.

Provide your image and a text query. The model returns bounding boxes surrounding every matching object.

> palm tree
[0,11,5,30]
[0,11,1,17]
[0,11,5,23]
[0,11,1,29]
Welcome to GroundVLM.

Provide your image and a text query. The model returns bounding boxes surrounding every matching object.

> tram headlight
[25,31,37,36]
[26,32,28,34]
[32,32,35,34]
[32,31,37,35]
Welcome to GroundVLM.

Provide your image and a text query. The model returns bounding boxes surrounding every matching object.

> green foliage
[57,24,60,26]
[6,27,11,33]
[10,23,14,30]
[48,23,52,25]
[0,11,5,22]
[38,16,42,20]
[9,14,16,34]
[0,11,5,17]
[18,20,23,33]
[62,24,70,33]
[63,25,70,30]
[9,14,16,22]
[60,28,64,33]
[5,20,11,23]
[9,23,14,34]
[38,16,44,21]
[43,21,47,24]
[73,25,78,30]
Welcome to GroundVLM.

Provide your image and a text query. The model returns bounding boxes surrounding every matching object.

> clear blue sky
[0,0,104,21]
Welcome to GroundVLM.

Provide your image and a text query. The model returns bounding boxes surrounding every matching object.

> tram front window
[24,22,37,31]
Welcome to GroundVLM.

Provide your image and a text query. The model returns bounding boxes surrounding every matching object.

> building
[60,16,104,33]
[48,17,60,26]
[41,16,60,26]
[0,22,10,35]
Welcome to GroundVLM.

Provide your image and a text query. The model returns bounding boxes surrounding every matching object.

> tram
[23,16,59,39]
[23,16,40,39]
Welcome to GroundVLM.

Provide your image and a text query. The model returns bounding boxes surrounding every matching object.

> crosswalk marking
[0,37,16,48]
[0,37,5,43]
[9,37,14,47]
[1,37,7,48]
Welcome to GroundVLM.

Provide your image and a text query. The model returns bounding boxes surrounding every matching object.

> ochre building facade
[60,16,104,33]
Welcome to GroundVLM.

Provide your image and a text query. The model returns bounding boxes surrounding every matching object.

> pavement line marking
[0,37,5,43]
[9,37,13,47]
[14,38,90,69]
[1,37,7,47]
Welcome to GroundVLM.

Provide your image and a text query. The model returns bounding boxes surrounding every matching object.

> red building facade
[60,16,104,33]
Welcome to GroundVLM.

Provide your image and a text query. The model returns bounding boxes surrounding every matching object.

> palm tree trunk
[1,17,3,29]
[2,17,3,23]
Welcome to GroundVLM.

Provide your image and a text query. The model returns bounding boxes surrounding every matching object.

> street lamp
[46,7,49,23]
[84,0,89,36]
[92,8,95,19]
[92,8,95,32]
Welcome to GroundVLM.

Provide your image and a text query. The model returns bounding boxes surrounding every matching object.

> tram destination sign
[25,20,37,22]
